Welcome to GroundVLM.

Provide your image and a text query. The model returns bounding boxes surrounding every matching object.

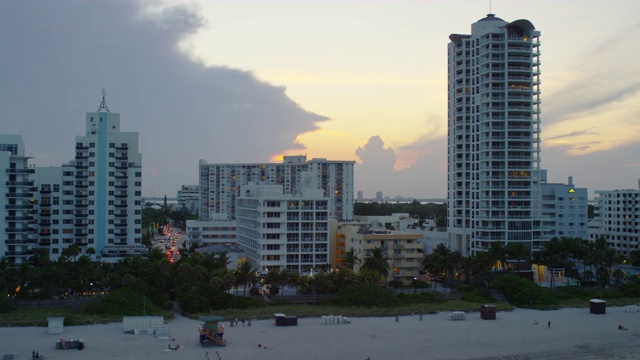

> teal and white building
[34,94,144,261]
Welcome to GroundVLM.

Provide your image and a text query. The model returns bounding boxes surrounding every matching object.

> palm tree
[505,242,531,272]
[487,242,508,271]
[343,248,360,271]
[234,260,257,296]
[361,247,391,282]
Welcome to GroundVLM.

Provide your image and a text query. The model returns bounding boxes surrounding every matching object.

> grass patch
[191,299,513,321]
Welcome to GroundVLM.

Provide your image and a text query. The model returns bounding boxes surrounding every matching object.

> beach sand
[1,306,640,359]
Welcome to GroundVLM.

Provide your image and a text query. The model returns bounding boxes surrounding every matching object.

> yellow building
[333,222,423,285]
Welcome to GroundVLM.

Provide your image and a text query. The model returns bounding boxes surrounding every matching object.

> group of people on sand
[167,338,181,351]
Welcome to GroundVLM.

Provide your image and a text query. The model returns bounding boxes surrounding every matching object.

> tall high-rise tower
[0,135,35,265]
[34,92,144,261]
[447,15,542,256]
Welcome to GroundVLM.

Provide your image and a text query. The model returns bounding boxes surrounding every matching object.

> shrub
[330,284,397,307]
[493,273,558,308]
[81,288,164,316]
[0,298,12,313]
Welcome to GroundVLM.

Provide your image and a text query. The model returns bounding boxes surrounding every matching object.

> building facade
[235,181,329,275]
[540,174,589,240]
[33,95,144,261]
[199,155,354,221]
[590,182,640,257]
[185,217,237,248]
[447,14,543,256]
[335,222,422,285]
[178,185,199,215]
[0,135,36,265]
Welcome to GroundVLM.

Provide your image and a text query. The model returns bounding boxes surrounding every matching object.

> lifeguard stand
[199,316,226,347]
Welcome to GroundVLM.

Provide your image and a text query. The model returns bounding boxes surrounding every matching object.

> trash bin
[590,299,606,314]
[481,304,496,320]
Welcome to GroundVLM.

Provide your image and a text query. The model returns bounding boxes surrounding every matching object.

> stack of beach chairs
[624,304,640,313]
[155,325,169,340]
[322,315,350,324]
[448,311,466,321]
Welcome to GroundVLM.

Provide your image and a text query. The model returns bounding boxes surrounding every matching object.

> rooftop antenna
[97,88,110,113]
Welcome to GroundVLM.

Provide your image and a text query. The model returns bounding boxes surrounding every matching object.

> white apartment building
[447,14,543,256]
[178,185,199,215]
[199,155,354,221]
[185,216,236,248]
[33,94,144,261]
[540,173,589,240]
[0,135,36,265]
[590,181,640,257]
[235,179,329,274]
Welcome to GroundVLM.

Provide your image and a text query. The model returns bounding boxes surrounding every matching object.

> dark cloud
[0,1,328,196]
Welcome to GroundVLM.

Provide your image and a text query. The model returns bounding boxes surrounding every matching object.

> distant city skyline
[1,1,639,200]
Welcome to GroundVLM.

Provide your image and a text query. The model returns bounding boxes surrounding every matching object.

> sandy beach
[1,306,640,360]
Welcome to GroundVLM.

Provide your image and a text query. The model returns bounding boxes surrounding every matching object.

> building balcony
[39,212,51,217]
[39,240,51,246]
[76,164,89,170]
[75,203,88,208]
[114,194,128,199]
[115,145,128,150]
[114,213,128,218]
[115,164,128,170]
[6,204,33,210]
[114,232,128,237]
[115,175,128,180]
[39,202,51,207]
[39,231,51,237]
[75,174,89,179]
[74,222,88,228]
[74,213,88,217]
[75,184,89,189]
[74,231,89,237]
[76,145,89,150]
[114,203,128,208]
[114,222,128,227]
[115,184,128,189]
[75,193,88,198]
[4,250,35,257]
[6,238,36,245]
[115,156,128,161]
[6,168,35,174]
[6,192,34,198]
[6,227,36,233]
[6,180,35,187]
[6,215,34,221]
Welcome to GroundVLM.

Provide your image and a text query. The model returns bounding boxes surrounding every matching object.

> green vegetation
[1,204,638,326]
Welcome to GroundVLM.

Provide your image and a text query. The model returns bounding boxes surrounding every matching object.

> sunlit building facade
[447,14,543,256]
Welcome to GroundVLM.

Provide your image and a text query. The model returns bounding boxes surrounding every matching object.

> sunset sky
[2,0,639,199]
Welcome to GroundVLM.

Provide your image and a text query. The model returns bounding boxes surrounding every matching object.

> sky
[1,0,640,200]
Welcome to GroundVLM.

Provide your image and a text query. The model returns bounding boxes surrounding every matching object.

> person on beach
[242,318,245,326]
[547,320,551,328]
